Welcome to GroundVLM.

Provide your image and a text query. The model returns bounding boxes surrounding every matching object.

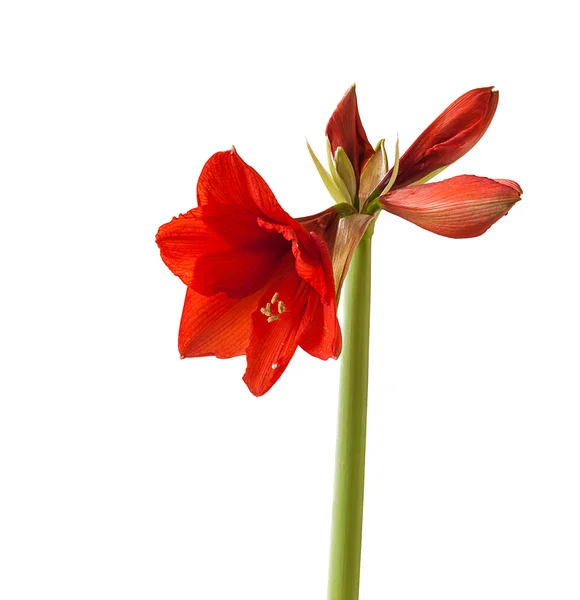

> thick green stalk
[327,232,372,600]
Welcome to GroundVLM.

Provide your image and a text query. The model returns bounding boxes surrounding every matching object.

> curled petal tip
[495,179,523,195]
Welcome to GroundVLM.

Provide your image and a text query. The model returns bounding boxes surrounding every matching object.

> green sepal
[306,139,352,205]
[335,147,357,202]
[326,138,354,204]
[359,139,388,204]
[379,137,400,196]
[363,137,400,213]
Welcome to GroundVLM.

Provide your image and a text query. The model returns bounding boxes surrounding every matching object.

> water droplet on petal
[272,363,278,369]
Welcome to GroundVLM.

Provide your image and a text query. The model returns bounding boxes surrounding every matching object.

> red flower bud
[326,85,375,191]
[390,87,499,189]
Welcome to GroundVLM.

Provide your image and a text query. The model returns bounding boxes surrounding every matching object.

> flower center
[260,292,287,323]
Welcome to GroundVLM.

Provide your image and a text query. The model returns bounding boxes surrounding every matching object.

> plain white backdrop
[1,1,578,598]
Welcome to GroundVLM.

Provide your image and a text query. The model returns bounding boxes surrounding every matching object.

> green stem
[327,232,372,600]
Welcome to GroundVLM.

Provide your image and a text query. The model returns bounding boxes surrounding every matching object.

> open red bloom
[156,149,341,396]
[325,86,522,238]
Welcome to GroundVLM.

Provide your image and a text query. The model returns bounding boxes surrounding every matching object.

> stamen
[260,292,287,323]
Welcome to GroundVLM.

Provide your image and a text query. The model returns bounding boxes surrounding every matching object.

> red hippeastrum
[319,85,522,238]
[156,148,341,396]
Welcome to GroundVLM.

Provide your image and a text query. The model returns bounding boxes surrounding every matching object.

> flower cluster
[313,85,522,237]
[156,86,521,395]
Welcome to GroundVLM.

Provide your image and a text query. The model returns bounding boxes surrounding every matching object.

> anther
[267,316,280,323]
[260,307,271,317]
[278,301,286,314]
[271,292,279,304]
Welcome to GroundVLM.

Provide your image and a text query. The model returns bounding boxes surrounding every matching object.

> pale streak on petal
[410,165,448,186]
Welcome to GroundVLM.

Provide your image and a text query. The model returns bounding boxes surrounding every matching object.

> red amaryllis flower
[323,85,522,238]
[156,148,341,396]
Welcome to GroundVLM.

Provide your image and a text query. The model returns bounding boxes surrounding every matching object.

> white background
[1,1,578,598]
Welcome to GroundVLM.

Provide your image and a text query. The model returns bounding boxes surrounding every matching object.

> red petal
[257,219,332,303]
[193,225,289,298]
[196,149,293,225]
[296,206,341,256]
[243,268,312,396]
[156,204,276,289]
[156,206,215,287]
[193,245,288,297]
[379,175,522,238]
[299,289,342,360]
[298,232,342,360]
[179,287,263,359]
[390,88,499,189]
[326,85,375,185]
